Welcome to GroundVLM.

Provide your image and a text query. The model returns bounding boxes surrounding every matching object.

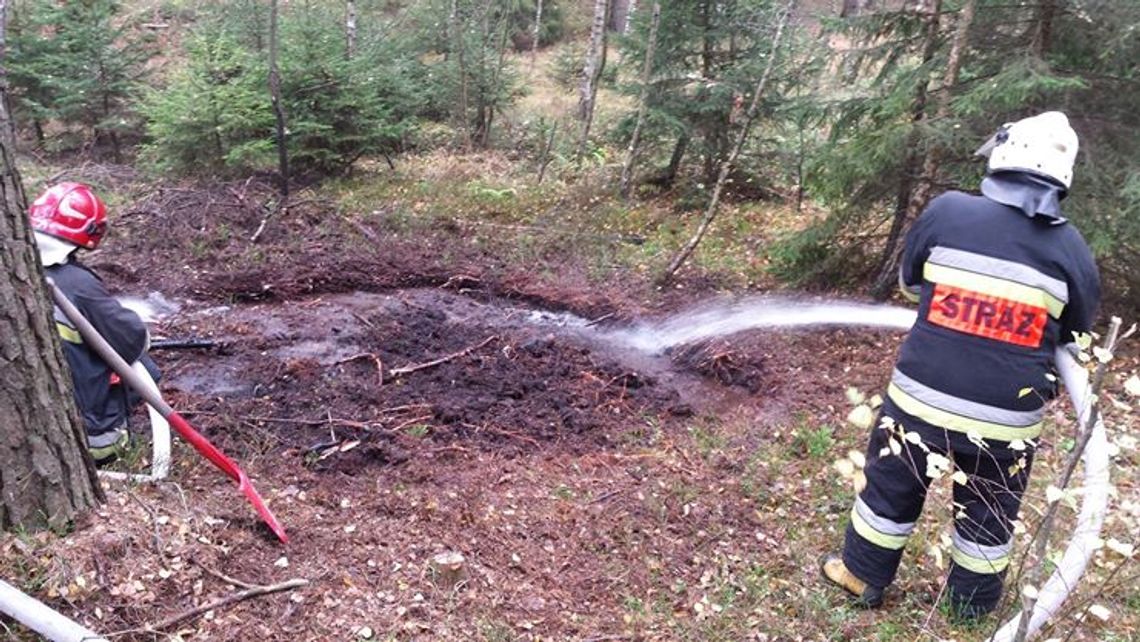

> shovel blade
[238,473,289,543]
[168,414,288,543]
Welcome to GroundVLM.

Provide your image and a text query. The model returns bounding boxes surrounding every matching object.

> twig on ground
[388,415,434,434]
[250,198,288,243]
[585,312,615,327]
[335,352,384,386]
[140,578,308,633]
[463,422,542,449]
[241,414,370,430]
[191,558,259,590]
[389,336,498,376]
[442,273,482,290]
[588,489,626,505]
[125,490,164,557]
[345,217,382,244]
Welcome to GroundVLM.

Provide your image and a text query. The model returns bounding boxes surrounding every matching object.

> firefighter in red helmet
[29,182,160,464]
[821,112,1100,617]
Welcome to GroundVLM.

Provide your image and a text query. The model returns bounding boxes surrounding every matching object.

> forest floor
[3,156,1138,642]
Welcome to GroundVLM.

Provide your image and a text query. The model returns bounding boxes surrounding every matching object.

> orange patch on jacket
[927,284,1046,348]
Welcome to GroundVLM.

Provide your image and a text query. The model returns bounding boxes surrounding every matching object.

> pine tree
[8,0,152,158]
[617,0,791,187]
[771,0,1140,308]
[139,31,274,175]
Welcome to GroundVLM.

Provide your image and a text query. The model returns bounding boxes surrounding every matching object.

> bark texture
[619,1,661,198]
[0,0,103,528]
[345,0,357,59]
[268,0,289,198]
[576,0,611,160]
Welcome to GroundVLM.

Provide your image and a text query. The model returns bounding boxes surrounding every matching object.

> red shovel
[47,279,288,543]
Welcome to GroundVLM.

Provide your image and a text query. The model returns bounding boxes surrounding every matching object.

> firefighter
[821,112,1101,617]
[29,182,160,465]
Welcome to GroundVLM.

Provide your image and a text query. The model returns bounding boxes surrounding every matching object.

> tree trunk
[869,0,941,299]
[1032,0,1056,57]
[620,1,661,199]
[0,0,103,531]
[451,0,472,150]
[576,0,611,161]
[609,0,631,32]
[268,0,289,198]
[660,133,689,188]
[662,0,796,283]
[531,0,543,65]
[345,0,357,60]
[624,0,638,33]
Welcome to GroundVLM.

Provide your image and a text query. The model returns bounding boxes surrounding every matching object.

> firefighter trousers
[841,402,1033,615]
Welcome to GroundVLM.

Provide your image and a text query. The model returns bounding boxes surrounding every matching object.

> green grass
[791,423,836,460]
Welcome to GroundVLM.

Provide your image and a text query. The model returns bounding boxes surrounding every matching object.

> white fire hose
[97,360,171,483]
[988,346,1112,641]
[0,580,108,642]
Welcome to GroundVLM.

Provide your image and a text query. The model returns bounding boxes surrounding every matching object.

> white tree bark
[577,0,611,160]
[345,0,357,59]
[619,1,660,198]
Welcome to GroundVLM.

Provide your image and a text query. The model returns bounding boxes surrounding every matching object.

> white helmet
[975,111,1078,189]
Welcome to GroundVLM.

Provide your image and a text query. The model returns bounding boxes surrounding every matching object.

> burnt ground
[3,178,1136,642]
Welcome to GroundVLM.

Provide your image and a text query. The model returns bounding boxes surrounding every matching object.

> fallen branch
[191,559,259,590]
[389,336,498,376]
[463,422,542,449]
[388,415,434,434]
[125,490,164,557]
[346,217,382,244]
[335,352,384,386]
[241,414,371,429]
[250,198,288,244]
[143,578,308,632]
[585,312,615,327]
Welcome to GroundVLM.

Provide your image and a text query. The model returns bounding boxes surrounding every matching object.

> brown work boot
[820,553,884,608]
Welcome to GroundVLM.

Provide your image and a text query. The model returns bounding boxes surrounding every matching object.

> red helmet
[29,182,108,250]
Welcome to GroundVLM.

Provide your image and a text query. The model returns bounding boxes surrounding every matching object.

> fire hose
[987,345,1111,641]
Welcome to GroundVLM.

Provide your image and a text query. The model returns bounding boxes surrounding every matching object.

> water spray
[608,295,917,353]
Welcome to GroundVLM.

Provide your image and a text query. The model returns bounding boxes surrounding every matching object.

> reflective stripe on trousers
[841,401,1031,611]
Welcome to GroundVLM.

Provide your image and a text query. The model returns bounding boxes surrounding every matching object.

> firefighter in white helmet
[821,112,1100,617]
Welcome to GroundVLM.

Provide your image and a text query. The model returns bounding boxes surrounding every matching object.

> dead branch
[585,312,615,327]
[463,422,542,449]
[191,559,259,590]
[388,415,434,434]
[335,352,384,386]
[442,273,482,290]
[141,578,308,632]
[346,217,382,244]
[250,198,288,243]
[240,414,371,430]
[389,336,498,376]
[125,490,164,557]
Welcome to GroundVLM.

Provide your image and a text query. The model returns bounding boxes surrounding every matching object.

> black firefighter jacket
[891,185,1100,454]
[48,261,151,439]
